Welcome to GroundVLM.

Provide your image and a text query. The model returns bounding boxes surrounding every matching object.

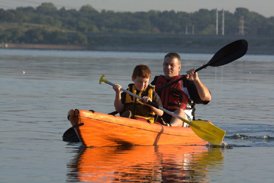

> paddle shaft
[195,64,209,73]
[103,80,142,100]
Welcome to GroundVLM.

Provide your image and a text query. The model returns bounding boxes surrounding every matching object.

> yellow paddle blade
[190,119,226,145]
[99,74,107,84]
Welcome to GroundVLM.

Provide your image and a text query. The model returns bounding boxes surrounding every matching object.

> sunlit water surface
[0,49,274,183]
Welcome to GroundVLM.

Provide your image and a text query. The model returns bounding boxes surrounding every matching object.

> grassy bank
[2,34,274,55]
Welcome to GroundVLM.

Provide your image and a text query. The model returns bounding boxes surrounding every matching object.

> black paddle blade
[62,127,80,142]
[195,39,248,72]
[208,39,248,67]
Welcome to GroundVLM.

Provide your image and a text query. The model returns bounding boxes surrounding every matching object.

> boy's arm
[149,92,164,116]
[113,84,124,112]
[150,106,164,117]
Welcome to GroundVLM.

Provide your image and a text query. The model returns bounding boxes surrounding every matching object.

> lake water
[0,48,274,183]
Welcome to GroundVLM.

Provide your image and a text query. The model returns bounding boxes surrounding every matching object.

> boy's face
[132,76,150,91]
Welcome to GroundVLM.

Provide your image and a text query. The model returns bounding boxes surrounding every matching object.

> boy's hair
[164,52,181,65]
[132,64,151,79]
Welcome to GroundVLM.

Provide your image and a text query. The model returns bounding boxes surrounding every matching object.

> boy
[113,64,163,123]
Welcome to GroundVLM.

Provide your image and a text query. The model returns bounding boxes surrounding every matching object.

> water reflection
[67,146,223,182]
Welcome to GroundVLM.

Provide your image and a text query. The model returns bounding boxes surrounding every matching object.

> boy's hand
[141,96,152,104]
[141,96,159,108]
[113,84,122,93]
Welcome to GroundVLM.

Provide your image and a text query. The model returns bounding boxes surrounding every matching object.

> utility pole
[216,9,219,35]
[192,24,195,35]
[222,9,225,35]
[185,25,189,35]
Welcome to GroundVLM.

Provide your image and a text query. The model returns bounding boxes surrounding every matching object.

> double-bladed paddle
[99,75,226,145]
[157,39,248,91]
[63,39,248,143]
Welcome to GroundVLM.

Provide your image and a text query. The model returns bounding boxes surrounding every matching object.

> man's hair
[132,64,151,79]
[164,52,181,62]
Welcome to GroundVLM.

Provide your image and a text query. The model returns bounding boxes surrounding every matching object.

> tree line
[0,2,273,48]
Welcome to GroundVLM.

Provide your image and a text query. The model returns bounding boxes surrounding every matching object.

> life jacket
[153,75,189,111]
[123,84,156,123]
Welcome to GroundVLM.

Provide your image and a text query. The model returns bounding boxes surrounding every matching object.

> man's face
[132,76,150,91]
[163,57,181,78]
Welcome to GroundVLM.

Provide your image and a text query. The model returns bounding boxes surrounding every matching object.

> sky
[0,0,273,17]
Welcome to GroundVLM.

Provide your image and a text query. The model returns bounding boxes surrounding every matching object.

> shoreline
[0,43,85,50]
[1,42,274,55]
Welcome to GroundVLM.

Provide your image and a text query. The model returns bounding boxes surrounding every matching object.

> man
[151,52,211,126]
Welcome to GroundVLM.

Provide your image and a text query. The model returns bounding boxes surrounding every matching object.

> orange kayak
[68,109,207,147]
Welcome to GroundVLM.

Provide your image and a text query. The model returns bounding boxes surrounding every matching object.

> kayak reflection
[67,146,223,182]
